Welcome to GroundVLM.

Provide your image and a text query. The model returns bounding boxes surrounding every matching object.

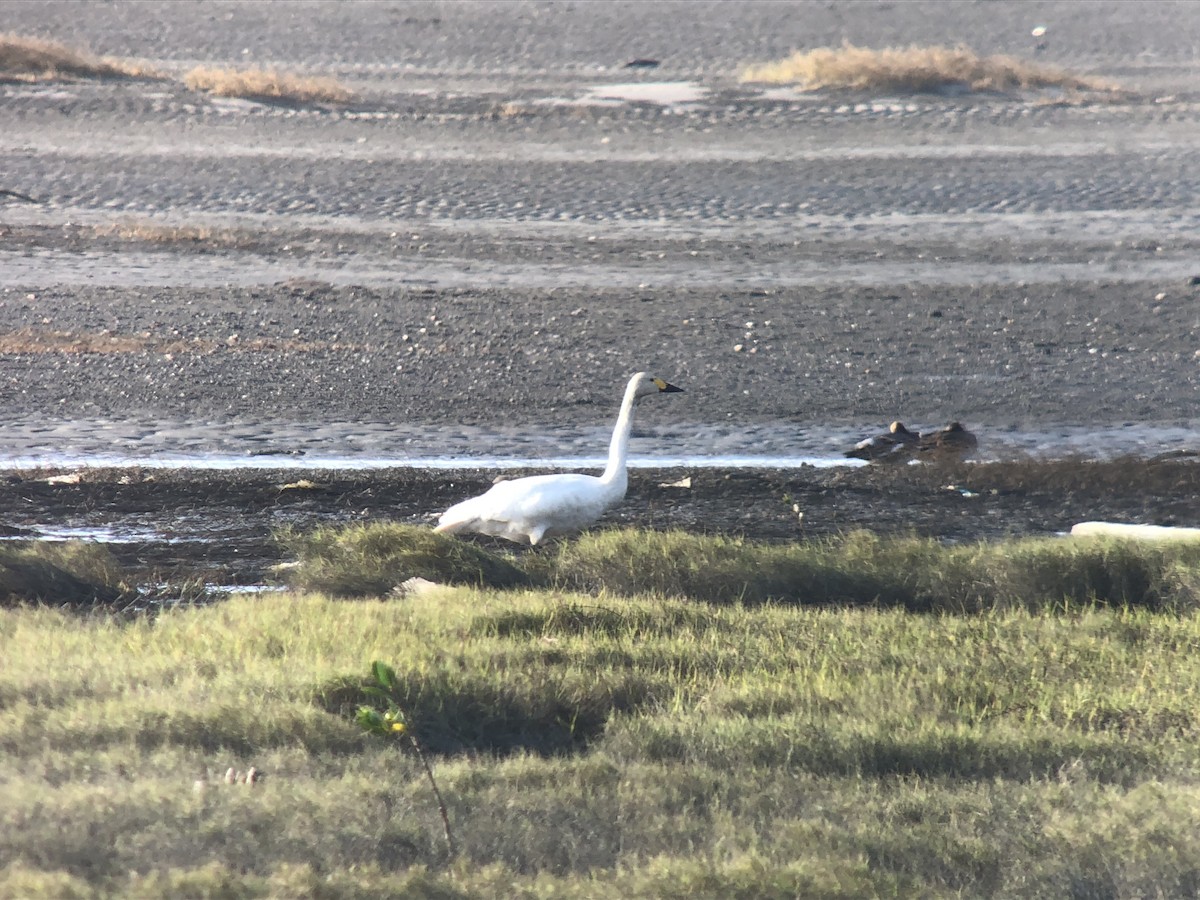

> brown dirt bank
[4,458,1198,589]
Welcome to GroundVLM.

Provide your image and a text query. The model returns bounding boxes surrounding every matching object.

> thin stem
[406,733,456,857]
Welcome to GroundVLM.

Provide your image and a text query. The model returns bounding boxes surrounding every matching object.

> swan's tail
[434,509,469,534]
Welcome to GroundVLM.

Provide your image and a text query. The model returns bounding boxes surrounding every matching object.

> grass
[0,32,161,83]
[3,580,1200,897]
[740,42,1121,95]
[284,523,1200,613]
[0,542,126,606]
[183,65,356,106]
[279,524,530,597]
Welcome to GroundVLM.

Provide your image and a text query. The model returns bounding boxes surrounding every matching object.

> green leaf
[361,685,393,702]
[371,661,397,691]
[355,707,387,735]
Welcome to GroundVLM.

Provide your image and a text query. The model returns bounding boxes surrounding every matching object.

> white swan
[435,372,683,545]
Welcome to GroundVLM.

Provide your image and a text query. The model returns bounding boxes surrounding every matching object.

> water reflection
[0,421,1197,471]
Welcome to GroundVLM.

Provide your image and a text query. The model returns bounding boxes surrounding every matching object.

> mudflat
[2,1,1200,579]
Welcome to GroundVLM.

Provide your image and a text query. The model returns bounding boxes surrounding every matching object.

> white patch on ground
[207,96,269,114]
[758,86,803,101]
[536,81,707,109]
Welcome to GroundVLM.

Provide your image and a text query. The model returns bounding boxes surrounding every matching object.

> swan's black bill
[655,379,684,393]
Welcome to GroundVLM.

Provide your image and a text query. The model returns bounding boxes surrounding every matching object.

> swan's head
[629,371,684,400]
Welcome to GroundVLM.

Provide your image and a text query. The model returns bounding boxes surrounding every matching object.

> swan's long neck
[599,374,642,490]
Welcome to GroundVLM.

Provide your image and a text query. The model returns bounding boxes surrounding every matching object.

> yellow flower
[390,722,407,734]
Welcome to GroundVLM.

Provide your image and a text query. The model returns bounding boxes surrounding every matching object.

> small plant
[355,661,456,856]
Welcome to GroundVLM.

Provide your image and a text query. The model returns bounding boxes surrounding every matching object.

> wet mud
[5,458,1200,587]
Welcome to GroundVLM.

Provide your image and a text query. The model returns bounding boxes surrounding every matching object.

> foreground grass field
[4,528,1200,897]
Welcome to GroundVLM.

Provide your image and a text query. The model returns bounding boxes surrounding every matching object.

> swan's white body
[435,372,682,545]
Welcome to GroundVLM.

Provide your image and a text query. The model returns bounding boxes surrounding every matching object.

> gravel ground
[3,1,1199,442]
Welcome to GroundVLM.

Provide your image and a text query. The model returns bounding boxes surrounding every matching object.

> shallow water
[1,418,1197,471]
[2,523,167,542]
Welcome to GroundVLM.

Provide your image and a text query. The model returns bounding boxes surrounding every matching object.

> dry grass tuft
[494,101,534,119]
[183,65,356,105]
[0,32,162,83]
[741,42,1121,95]
[0,330,152,354]
[92,220,250,246]
[0,329,360,355]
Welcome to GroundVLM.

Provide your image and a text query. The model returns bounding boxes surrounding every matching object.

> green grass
[286,523,1200,613]
[280,524,529,597]
[4,563,1200,896]
[0,541,127,607]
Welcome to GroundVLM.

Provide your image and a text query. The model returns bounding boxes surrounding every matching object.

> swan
[435,372,683,545]
[917,422,978,460]
[844,421,919,463]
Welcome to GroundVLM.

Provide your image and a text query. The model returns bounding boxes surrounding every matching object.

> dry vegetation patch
[92,221,252,247]
[0,329,359,355]
[0,32,162,82]
[0,330,154,354]
[741,42,1121,95]
[0,33,354,107]
[183,65,356,105]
